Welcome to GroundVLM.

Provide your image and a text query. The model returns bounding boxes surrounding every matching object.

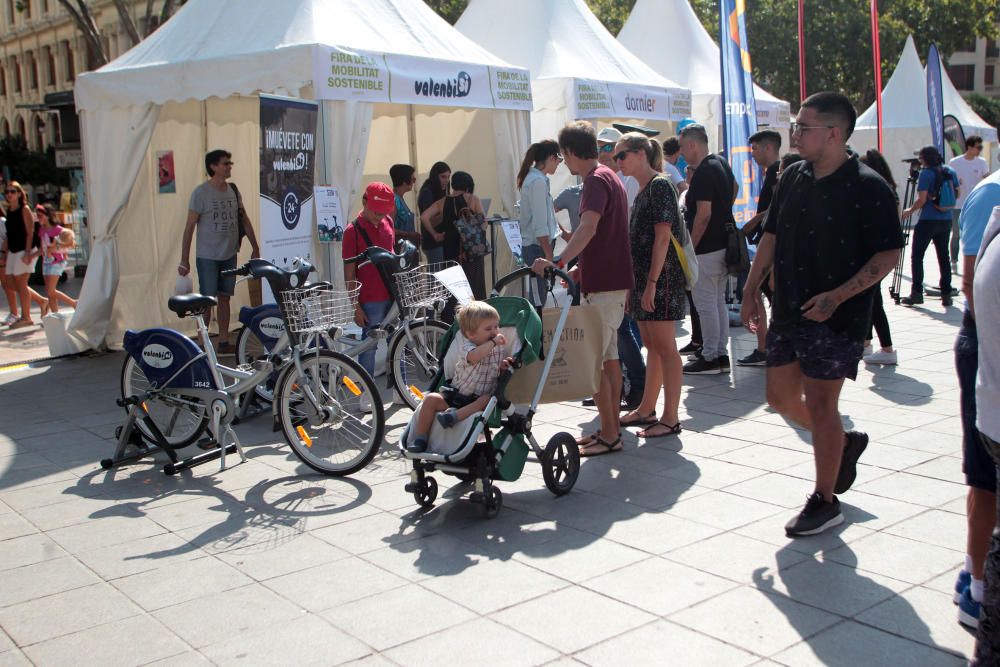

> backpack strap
[352,218,376,249]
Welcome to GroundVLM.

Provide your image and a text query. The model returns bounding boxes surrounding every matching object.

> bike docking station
[102,293,248,476]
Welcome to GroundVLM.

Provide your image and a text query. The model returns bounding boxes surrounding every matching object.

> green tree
[966,93,1000,131]
[689,0,1000,111]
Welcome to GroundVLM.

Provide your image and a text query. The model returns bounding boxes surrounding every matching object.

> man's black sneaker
[582,398,596,407]
[900,295,923,307]
[926,286,959,297]
[718,355,731,371]
[834,431,869,494]
[785,492,844,537]
[737,349,768,366]
[678,341,702,355]
[683,356,722,375]
[942,294,953,307]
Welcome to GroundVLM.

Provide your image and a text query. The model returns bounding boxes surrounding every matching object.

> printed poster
[314,185,344,243]
[259,96,318,302]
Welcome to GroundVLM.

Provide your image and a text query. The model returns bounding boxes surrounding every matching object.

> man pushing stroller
[406,301,514,453]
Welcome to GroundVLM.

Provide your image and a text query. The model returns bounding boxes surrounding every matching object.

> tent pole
[406,104,418,177]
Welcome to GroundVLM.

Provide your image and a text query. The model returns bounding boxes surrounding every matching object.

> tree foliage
[689,0,1000,111]
[967,93,1000,131]
[0,137,68,187]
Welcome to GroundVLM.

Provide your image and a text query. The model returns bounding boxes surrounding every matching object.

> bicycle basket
[394,261,468,311]
[279,282,360,334]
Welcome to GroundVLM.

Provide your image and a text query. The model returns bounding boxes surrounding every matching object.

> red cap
[363,182,394,216]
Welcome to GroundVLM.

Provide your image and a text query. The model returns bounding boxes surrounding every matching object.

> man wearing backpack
[901,145,959,307]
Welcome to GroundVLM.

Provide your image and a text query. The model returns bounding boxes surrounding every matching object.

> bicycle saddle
[167,293,218,317]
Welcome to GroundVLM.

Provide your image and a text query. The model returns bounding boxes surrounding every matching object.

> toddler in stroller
[405,301,514,453]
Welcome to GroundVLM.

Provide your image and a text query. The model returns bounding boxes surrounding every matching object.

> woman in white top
[516,140,562,306]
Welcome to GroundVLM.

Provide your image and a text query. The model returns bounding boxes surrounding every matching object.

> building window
[12,56,21,93]
[959,37,978,53]
[20,0,30,19]
[15,116,25,139]
[28,51,38,89]
[64,42,74,82]
[1,118,9,138]
[948,64,976,91]
[987,66,996,87]
[42,0,48,13]
[6,0,14,25]
[0,67,5,96]
[45,46,55,85]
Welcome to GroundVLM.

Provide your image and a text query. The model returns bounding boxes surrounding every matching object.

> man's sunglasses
[599,144,615,153]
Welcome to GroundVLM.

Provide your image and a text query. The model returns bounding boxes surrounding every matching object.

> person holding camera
[900,145,959,307]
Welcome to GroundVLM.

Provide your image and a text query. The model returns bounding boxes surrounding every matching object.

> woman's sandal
[579,435,623,457]
[639,421,683,438]
[620,410,657,427]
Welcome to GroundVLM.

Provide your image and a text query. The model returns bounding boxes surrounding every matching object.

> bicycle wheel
[388,319,450,410]
[235,326,283,402]
[275,350,385,476]
[119,355,208,448]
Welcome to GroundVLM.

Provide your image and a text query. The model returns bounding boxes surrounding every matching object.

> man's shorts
[766,320,864,381]
[584,289,627,362]
[195,255,237,297]
[5,251,34,276]
[956,316,996,492]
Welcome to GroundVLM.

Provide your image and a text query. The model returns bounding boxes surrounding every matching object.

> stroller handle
[493,266,580,306]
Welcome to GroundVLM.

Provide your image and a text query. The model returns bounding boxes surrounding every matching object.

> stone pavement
[0,274,84,367]
[0,288,978,665]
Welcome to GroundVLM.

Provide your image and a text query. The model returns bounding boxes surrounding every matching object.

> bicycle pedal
[197,440,219,451]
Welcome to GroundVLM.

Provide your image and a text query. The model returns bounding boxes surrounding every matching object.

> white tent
[69,0,532,350]
[855,35,998,194]
[618,0,791,152]
[456,0,692,148]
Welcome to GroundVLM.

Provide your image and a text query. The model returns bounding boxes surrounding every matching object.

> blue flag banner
[927,43,945,155]
[719,0,760,227]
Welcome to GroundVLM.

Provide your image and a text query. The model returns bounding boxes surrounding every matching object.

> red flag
[871,0,884,151]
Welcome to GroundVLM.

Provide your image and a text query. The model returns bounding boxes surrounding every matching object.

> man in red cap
[343,182,396,410]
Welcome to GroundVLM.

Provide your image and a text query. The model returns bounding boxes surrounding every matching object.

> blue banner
[719,0,761,228]
[927,43,945,155]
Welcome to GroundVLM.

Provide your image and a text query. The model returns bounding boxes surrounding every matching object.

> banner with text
[926,43,945,156]
[570,79,690,121]
[259,96,318,302]
[720,0,761,227]
[312,46,532,111]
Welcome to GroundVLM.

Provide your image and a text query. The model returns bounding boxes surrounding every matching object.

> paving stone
[201,614,370,666]
[0,556,101,608]
[20,615,189,667]
[383,618,558,666]
[419,555,568,614]
[112,555,253,611]
[666,490,785,531]
[150,584,304,649]
[582,556,737,617]
[323,583,475,650]
[670,586,839,657]
[263,555,409,613]
[215,532,351,581]
[0,532,63,571]
[492,586,656,654]
[575,619,757,666]
[825,532,962,585]
[771,620,966,666]
[855,585,977,658]
[0,583,140,646]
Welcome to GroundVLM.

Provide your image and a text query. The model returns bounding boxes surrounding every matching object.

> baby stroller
[399,266,582,518]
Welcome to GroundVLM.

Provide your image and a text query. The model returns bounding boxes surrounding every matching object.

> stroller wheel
[414,476,438,508]
[542,432,580,496]
[483,486,503,519]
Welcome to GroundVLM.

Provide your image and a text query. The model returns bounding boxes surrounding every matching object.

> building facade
[947,32,1000,99]
[0,0,154,151]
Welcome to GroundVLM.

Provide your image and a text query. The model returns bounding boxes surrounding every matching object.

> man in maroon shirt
[343,182,396,410]
[533,121,634,456]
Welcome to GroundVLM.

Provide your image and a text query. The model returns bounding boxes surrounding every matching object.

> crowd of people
[340,92,998,660]
[1,178,78,329]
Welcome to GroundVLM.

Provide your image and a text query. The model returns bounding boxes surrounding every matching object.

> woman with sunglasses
[613,133,686,439]
[25,204,77,313]
[515,140,562,306]
[2,182,49,328]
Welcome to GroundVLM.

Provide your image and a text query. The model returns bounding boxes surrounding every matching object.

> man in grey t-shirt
[179,149,260,353]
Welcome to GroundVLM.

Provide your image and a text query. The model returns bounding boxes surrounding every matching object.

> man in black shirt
[737,130,782,367]
[741,92,903,537]
[680,123,738,375]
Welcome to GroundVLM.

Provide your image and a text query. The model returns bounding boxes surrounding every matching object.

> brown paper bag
[248,278,262,307]
[506,303,612,405]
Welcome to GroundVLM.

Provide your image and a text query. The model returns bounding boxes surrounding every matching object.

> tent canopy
[456,0,691,123]
[75,0,531,113]
[854,35,998,193]
[617,0,790,131]
[69,0,531,350]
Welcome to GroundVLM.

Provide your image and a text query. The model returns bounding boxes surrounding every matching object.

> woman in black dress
[615,133,687,438]
[417,161,451,265]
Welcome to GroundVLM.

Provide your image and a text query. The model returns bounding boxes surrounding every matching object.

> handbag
[671,216,699,291]
[229,182,249,248]
[725,220,751,276]
[452,197,491,259]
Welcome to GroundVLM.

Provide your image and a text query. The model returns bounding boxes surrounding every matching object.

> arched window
[32,115,46,151]
[28,51,38,90]
[64,42,74,82]
[15,116,26,140]
[45,46,55,86]
[1,118,10,139]
[0,66,5,96]
[12,56,22,93]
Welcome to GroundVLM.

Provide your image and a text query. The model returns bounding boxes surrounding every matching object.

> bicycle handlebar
[492,265,580,306]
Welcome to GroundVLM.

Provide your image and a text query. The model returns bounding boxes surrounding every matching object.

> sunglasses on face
[4,189,17,195]
[614,149,638,162]
[599,144,615,153]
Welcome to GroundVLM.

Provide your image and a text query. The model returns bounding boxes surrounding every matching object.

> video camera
[902,157,921,182]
